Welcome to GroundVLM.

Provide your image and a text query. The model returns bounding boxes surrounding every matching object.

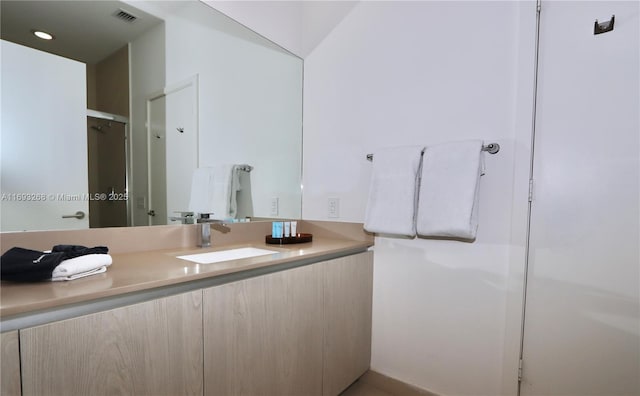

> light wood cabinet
[203,251,373,396]
[10,251,373,396]
[203,263,324,396]
[19,290,203,396]
[322,251,374,395]
[1,330,21,396]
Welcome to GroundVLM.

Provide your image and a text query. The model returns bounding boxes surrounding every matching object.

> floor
[340,380,393,396]
[340,371,436,396]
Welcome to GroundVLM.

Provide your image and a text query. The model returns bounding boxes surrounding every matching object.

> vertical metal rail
[517,0,543,394]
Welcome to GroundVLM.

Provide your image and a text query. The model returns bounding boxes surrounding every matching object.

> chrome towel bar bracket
[483,143,500,154]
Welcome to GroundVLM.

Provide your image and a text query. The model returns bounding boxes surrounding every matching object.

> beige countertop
[1,236,372,319]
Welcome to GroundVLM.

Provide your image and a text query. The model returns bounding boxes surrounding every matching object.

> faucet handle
[196,213,217,223]
[196,213,228,226]
[170,211,195,224]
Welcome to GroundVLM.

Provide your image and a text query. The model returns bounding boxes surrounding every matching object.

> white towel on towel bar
[416,140,485,240]
[364,146,425,237]
[188,165,242,219]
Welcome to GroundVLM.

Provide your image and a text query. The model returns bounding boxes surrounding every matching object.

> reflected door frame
[146,75,199,226]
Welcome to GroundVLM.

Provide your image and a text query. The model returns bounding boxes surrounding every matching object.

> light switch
[328,197,339,218]
[270,197,279,216]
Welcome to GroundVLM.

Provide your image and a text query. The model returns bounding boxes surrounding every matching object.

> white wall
[303,2,532,395]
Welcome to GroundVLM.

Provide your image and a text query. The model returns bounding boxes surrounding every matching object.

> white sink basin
[176,247,278,264]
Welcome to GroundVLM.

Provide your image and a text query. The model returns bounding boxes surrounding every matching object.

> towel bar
[366,143,500,161]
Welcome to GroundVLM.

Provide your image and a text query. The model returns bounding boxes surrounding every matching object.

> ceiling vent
[113,9,138,23]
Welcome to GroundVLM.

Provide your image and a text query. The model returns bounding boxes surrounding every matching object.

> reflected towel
[51,253,113,279]
[188,165,242,219]
[364,146,425,237]
[228,165,242,218]
[416,140,484,240]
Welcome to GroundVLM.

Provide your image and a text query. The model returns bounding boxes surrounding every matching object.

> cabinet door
[20,290,203,396]
[204,263,323,396]
[1,331,21,396]
[323,251,374,396]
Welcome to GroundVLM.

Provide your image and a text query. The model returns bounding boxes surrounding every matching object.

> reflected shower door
[87,116,128,228]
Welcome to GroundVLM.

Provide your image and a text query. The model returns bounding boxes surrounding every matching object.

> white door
[147,78,198,225]
[1,40,89,231]
[520,2,639,395]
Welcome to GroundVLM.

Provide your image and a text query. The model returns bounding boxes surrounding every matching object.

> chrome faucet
[197,214,230,247]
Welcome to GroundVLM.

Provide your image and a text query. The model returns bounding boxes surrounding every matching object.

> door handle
[62,211,86,219]
[147,210,156,217]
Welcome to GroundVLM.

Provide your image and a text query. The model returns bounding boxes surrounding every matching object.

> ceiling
[1,0,360,63]
[1,1,163,64]
[204,1,359,58]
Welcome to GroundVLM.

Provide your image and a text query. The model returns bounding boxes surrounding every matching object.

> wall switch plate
[136,197,146,209]
[328,197,339,218]
[270,197,279,216]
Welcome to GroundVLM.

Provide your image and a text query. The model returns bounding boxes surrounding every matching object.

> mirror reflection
[0,0,303,232]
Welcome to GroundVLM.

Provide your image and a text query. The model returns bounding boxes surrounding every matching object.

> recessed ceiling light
[32,30,55,40]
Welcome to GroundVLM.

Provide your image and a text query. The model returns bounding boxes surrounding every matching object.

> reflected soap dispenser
[284,221,291,238]
[271,221,283,238]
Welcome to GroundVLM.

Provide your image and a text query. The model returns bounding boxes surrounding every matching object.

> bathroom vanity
[0,221,374,396]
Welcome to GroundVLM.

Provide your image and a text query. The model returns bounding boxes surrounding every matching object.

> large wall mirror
[0,0,303,232]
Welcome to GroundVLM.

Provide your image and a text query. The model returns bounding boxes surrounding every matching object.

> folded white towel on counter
[52,265,108,282]
[51,253,112,280]
[416,140,485,240]
[188,165,242,219]
[364,146,425,237]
